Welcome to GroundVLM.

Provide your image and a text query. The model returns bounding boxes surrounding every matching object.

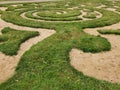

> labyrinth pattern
[0,0,120,89]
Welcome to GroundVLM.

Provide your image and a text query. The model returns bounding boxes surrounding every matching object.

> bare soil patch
[70,22,120,83]
[0,7,7,11]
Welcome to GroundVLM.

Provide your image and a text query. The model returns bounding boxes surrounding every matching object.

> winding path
[0,0,59,4]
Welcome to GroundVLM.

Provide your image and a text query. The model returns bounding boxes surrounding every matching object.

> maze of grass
[0,0,120,90]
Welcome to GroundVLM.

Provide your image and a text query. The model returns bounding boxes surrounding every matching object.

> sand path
[0,0,59,5]
[70,22,120,83]
[0,17,55,84]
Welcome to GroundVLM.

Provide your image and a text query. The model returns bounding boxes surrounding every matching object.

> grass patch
[0,27,39,55]
[0,29,114,90]
[98,29,120,35]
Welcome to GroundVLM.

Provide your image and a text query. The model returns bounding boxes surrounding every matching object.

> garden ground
[0,0,120,90]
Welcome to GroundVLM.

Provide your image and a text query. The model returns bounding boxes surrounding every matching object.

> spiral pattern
[4,3,103,23]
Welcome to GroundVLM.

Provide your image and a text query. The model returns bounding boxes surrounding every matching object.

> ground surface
[70,22,120,83]
[0,0,120,90]
[0,0,58,3]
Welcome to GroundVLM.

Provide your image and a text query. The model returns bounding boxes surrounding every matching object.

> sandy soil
[0,0,58,4]
[0,7,7,11]
[70,21,120,83]
[96,5,106,9]
[0,18,55,84]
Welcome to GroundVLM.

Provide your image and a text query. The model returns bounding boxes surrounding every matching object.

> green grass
[0,10,3,14]
[0,27,39,55]
[0,0,120,90]
[0,30,113,90]
[116,8,120,12]
[98,29,120,35]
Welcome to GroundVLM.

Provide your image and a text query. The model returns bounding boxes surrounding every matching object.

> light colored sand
[96,5,106,9]
[107,7,120,14]
[56,12,62,14]
[106,8,116,11]
[106,7,120,15]
[11,4,23,7]
[70,22,120,83]
[81,5,85,7]
[63,11,67,14]
[0,18,56,84]
[78,10,88,20]
[0,7,7,11]
[0,0,59,5]
[67,7,79,10]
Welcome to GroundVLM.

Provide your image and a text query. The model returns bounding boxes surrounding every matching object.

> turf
[98,29,120,35]
[0,0,120,90]
[0,27,39,55]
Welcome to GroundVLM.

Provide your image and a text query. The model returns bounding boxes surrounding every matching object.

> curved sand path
[0,18,55,84]
[70,22,120,83]
[0,0,59,5]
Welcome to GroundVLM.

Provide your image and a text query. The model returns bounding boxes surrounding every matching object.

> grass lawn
[0,0,120,90]
[98,29,120,35]
[0,27,39,55]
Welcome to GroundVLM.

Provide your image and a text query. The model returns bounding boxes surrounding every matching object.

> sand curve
[70,22,120,83]
[0,0,59,5]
